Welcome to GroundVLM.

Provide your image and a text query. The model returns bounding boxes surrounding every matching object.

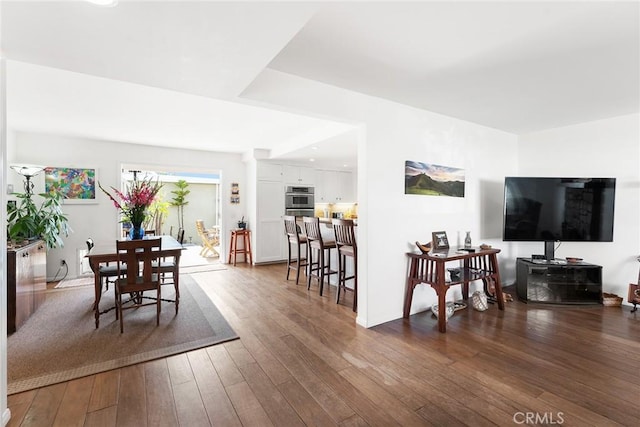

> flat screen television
[503,177,616,260]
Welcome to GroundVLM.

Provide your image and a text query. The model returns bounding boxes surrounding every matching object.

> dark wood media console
[516,258,602,304]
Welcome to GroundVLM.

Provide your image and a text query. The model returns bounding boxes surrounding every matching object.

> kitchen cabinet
[315,169,355,203]
[255,180,287,263]
[257,162,283,181]
[7,240,47,333]
[283,165,315,185]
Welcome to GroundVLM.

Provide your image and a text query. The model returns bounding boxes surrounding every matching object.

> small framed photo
[432,231,450,250]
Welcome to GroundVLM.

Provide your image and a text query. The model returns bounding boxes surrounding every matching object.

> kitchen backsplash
[315,203,358,219]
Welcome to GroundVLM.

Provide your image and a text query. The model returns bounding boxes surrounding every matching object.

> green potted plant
[7,186,71,249]
[170,179,190,233]
[143,195,171,234]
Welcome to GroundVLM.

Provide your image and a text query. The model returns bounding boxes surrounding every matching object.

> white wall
[1,56,11,426]
[518,114,640,301]
[8,132,247,279]
[244,69,519,326]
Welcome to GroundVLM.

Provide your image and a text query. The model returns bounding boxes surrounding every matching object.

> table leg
[437,284,447,333]
[403,258,418,318]
[246,232,253,264]
[91,264,102,328]
[435,262,447,333]
[490,253,505,310]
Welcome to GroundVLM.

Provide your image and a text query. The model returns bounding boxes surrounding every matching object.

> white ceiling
[2,1,638,167]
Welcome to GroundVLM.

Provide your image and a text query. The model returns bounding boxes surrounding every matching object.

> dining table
[86,235,183,328]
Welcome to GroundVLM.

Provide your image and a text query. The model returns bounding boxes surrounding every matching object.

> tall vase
[464,231,472,248]
[130,223,145,240]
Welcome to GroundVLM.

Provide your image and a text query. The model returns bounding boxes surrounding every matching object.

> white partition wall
[1,56,11,425]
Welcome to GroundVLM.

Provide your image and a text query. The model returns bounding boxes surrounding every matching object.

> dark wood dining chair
[151,248,181,314]
[115,238,162,333]
[303,216,337,296]
[283,215,307,284]
[86,237,124,295]
[332,219,358,312]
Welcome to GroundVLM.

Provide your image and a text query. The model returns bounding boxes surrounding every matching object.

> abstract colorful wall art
[44,167,97,203]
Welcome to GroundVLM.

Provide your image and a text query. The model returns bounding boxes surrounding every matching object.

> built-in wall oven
[285,186,315,217]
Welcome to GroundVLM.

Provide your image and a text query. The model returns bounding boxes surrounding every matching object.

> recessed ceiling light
[309,158,315,162]
[311,146,318,150]
[86,0,118,7]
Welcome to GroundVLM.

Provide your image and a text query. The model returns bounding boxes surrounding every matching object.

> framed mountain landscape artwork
[404,160,465,197]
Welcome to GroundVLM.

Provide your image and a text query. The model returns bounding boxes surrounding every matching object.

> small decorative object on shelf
[415,241,431,254]
[464,231,472,248]
[237,216,247,230]
[432,231,449,250]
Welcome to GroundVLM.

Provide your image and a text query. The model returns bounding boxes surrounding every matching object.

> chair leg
[286,241,292,280]
[353,256,358,312]
[307,245,314,290]
[118,287,124,333]
[319,248,326,296]
[173,268,180,314]
[336,252,343,304]
[156,287,161,326]
[295,244,302,285]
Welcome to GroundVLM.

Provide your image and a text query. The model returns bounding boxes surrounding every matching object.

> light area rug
[8,274,238,395]
[55,263,226,289]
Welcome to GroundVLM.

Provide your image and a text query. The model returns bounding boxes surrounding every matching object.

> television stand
[516,258,602,304]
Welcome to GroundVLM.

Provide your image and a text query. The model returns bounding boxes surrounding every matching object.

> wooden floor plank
[166,352,194,386]
[20,383,67,427]
[276,378,338,427]
[8,264,640,426]
[225,381,274,427]
[236,361,305,426]
[144,359,179,427]
[258,330,356,423]
[206,343,245,387]
[187,348,242,427]
[115,364,147,427]
[6,390,36,427]
[52,376,94,427]
[83,405,118,427]
[173,379,211,427]
[87,370,120,413]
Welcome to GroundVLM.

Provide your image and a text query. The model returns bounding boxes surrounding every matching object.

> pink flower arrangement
[98,178,163,227]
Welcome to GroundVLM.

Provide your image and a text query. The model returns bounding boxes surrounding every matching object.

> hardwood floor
[8,263,640,426]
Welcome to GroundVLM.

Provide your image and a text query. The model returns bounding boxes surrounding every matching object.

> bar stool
[303,217,337,296]
[283,216,307,284]
[332,218,357,312]
[228,229,253,266]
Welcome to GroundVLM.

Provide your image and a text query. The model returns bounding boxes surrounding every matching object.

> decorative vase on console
[464,231,472,248]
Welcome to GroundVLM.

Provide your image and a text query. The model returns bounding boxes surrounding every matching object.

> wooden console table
[404,247,504,333]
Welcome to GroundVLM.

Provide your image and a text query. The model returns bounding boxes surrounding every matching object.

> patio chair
[196,220,220,257]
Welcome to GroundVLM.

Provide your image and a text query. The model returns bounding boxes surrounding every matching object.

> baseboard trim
[2,408,11,426]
